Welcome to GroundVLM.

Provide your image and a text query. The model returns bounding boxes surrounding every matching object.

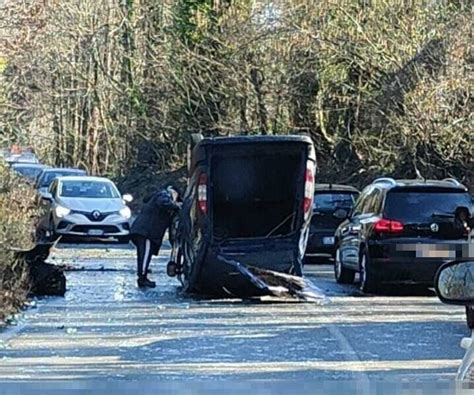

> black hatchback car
[305,184,359,260]
[334,178,473,293]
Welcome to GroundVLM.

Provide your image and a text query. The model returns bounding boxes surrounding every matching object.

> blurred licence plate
[395,243,457,259]
[88,229,104,236]
[322,237,335,245]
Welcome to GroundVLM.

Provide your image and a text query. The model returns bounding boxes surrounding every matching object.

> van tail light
[303,161,315,218]
[197,173,208,215]
[374,218,404,234]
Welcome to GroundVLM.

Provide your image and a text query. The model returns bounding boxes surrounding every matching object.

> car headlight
[55,205,71,218]
[119,207,131,219]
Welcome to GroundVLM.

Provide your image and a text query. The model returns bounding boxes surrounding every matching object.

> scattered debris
[219,256,328,303]
[13,243,66,297]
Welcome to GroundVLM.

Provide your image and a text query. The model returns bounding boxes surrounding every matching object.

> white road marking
[327,323,371,392]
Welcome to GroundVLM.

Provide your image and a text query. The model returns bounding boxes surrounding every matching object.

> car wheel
[466,306,474,329]
[48,218,59,242]
[35,226,48,243]
[117,236,130,244]
[334,247,355,284]
[359,249,378,294]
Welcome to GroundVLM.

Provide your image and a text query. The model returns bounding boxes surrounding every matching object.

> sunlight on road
[0,245,468,382]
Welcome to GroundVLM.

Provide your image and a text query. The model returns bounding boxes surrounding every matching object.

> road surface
[0,244,468,392]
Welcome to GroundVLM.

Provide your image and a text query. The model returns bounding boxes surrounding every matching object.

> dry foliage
[0,0,472,188]
[0,162,39,321]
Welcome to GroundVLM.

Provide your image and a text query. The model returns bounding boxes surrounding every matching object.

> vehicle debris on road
[13,242,66,297]
[168,134,317,301]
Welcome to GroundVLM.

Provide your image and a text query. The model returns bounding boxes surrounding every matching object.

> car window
[40,170,86,188]
[351,197,365,217]
[313,193,358,211]
[384,189,472,223]
[13,166,43,179]
[49,180,58,196]
[362,188,382,215]
[352,187,372,217]
[59,180,120,199]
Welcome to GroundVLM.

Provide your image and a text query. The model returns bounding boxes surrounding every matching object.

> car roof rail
[443,178,462,187]
[372,177,397,186]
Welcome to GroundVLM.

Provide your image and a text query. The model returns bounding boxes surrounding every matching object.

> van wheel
[334,248,355,284]
[359,249,378,294]
[466,306,474,329]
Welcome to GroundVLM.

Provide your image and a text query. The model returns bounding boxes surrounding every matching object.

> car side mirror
[41,193,53,203]
[122,194,133,204]
[435,260,474,305]
[333,208,349,220]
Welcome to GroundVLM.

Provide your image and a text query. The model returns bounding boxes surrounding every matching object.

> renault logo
[92,210,101,220]
[430,223,439,233]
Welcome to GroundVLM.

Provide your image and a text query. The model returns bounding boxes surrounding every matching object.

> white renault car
[40,176,133,242]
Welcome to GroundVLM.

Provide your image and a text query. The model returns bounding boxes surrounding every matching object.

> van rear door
[209,142,310,241]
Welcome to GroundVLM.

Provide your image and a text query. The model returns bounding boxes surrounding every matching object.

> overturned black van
[173,135,316,297]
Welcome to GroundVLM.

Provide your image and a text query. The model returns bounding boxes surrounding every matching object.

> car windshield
[9,154,39,164]
[40,170,85,188]
[313,193,357,211]
[14,166,44,179]
[384,190,472,223]
[59,180,120,199]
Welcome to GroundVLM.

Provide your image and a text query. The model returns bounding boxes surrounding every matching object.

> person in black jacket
[130,186,181,288]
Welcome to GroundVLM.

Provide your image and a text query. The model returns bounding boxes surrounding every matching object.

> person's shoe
[137,276,156,288]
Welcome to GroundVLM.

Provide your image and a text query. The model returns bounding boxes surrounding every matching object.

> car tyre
[359,249,378,294]
[48,217,59,242]
[466,306,474,329]
[35,226,48,243]
[117,236,130,244]
[334,247,355,284]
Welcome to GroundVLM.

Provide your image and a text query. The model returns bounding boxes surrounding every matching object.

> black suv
[306,184,359,260]
[334,178,473,293]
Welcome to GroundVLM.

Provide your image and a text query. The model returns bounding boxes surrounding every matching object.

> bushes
[0,1,472,189]
[0,162,39,322]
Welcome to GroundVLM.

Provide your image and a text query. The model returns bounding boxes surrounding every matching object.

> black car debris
[171,134,319,299]
[334,178,473,293]
[305,184,359,261]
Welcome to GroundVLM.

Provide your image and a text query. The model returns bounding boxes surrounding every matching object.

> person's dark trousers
[132,235,154,278]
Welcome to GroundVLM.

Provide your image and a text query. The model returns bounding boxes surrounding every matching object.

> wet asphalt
[0,243,469,392]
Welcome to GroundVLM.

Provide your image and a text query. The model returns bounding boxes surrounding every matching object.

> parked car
[334,178,472,293]
[435,259,474,381]
[305,184,359,261]
[172,135,316,297]
[11,163,49,183]
[35,168,87,196]
[38,176,133,242]
[5,152,40,165]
